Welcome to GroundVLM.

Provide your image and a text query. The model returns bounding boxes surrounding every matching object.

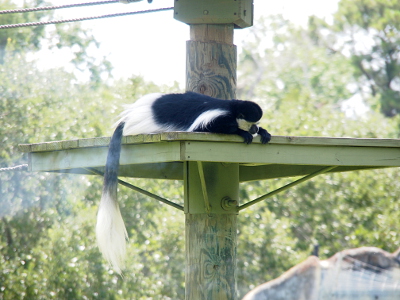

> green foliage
[309,0,400,117]
[235,14,400,296]
[0,50,185,299]
[0,52,112,299]
[0,0,111,83]
[238,15,354,111]
[0,0,49,63]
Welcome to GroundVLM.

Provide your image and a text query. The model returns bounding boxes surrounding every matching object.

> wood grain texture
[239,164,390,182]
[184,162,239,214]
[21,135,400,178]
[186,24,237,99]
[185,213,237,300]
[19,134,400,153]
[190,24,234,44]
[181,141,400,167]
[27,142,182,172]
[184,162,239,299]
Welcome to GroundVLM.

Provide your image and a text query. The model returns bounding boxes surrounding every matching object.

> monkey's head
[234,100,263,134]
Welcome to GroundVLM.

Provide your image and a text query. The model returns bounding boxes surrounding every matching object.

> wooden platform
[18,133,400,182]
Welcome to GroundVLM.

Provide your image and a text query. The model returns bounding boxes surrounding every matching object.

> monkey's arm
[194,115,256,144]
[235,129,255,144]
[258,127,271,144]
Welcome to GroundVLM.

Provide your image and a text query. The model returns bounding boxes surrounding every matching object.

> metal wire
[0,1,142,15]
[85,167,184,211]
[0,164,28,172]
[0,7,173,29]
[239,166,337,211]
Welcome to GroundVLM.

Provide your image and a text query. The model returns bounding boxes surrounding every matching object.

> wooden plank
[78,137,110,148]
[18,144,32,153]
[48,162,184,180]
[181,141,400,167]
[161,132,244,143]
[18,134,400,154]
[269,135,400,148]
[21,135,400,176]
[29,142,182,172]
[44,163,387,181]
[29,147,106,172]
[116,162,183,180]
[160,134,400,148]
[30,140,67,152]
[239,165,391,182]
[24,137,400,173]
[159,133,400,148]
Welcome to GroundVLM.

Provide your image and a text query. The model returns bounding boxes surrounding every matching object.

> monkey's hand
[258,127,271,144]
[237,130,254,144]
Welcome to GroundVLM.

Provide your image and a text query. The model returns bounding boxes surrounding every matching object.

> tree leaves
[312,0,400,117]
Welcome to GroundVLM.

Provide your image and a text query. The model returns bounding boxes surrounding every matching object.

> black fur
[103,122,124,193]
[152,92,271,144]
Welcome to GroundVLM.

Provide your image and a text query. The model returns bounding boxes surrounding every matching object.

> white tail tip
[96,191,128,275]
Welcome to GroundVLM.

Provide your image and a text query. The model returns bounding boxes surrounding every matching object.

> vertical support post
[186,24,237,99]
[185,24,238,300]
[185,162,239,300]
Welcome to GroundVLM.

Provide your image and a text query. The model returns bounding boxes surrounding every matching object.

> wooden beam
[18,132,400,153]
[26,142,182,172]
[186,24,236,99]
[180,142,400,167]
[184,162,239,299]
[22,134,400,183]
[19,134,400,154]
[239,164,391,182]
[174,0,253,29]
[185,24,238,300]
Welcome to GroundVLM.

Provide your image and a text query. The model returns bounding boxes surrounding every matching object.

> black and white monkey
[96,92,271,273]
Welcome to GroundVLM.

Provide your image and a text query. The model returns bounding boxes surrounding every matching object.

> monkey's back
[152,92,233,130]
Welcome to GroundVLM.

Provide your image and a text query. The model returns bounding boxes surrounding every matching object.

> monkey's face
[237,118,259,134]
[233,100,263,135]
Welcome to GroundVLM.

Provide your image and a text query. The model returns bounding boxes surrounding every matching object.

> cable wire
[0,164,28,172]
[0,0,141,15]
[0,7,173,29]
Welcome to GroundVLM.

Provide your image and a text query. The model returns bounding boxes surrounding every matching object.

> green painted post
[185,162,239,299]
[185,24,239,299]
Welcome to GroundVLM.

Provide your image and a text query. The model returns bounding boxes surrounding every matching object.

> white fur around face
[116,93,166,136]
[237,118,256,132]
[187,109,228,132]
[96,191,128,275]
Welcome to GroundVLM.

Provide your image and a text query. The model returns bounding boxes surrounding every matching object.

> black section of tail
[103,122,125,191]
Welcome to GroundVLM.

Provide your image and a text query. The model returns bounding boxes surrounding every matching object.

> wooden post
[186,24,237,99]
[185,24,239,300]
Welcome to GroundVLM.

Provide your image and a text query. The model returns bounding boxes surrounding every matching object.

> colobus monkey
[96,92,271,274]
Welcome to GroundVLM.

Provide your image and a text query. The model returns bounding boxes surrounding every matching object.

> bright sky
[19,0,340,85]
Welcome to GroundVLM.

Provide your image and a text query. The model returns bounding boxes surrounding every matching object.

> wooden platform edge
[18,133,400,153]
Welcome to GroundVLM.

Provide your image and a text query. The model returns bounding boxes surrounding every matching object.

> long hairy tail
[96,122,128,274]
